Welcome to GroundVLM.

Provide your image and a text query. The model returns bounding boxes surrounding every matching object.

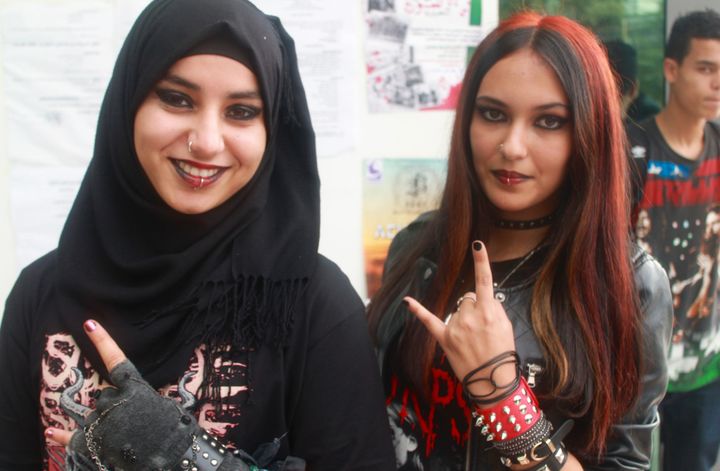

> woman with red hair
[368,12,672,470]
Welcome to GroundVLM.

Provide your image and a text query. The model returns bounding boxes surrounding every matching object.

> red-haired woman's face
[470,48,572,221]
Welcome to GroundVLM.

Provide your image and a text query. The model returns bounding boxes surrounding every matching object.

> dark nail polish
[473,241,483,251]
[84,320,97,332]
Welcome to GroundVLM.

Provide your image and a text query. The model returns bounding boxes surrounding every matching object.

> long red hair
[368,12,641,457]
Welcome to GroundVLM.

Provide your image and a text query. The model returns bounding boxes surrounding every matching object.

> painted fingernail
[84,319,97,332]
[473,240,483,251]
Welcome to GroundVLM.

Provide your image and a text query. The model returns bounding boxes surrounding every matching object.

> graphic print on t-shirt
[635,154,720,386]
[385,353,473,471]
[40,333,249,470]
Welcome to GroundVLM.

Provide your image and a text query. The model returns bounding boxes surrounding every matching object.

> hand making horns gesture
[404,241,518,402]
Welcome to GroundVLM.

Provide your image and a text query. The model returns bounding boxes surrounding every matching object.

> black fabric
[376,213,673,470]
[0,254,397,470]
[54,0,320,388]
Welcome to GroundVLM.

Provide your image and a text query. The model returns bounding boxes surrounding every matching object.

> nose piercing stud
[498,143,505,152]
[187,138,193,155]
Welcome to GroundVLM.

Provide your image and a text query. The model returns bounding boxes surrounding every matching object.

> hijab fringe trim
[138,276,307,408]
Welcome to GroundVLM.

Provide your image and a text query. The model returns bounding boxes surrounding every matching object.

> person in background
[604,39,661,123]
[628,8,720,471]
[369,11,672,471]
[0,0,396,469]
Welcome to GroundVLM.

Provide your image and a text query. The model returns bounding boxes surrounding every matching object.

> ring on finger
[444,313,453,325]
[456,293,477,309]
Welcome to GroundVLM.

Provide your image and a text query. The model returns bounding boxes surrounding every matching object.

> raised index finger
[472,241,495,302]
[83,319,127,373]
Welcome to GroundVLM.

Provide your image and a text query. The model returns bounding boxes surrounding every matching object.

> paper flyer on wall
[252,0,358,157]
[363,158,446,299]
[365,0,485,113]
[9,165,85,274]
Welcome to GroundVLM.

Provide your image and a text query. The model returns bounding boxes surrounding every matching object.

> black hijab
[55,0,318,388]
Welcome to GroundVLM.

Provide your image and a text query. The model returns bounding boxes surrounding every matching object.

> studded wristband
[175,431,233,471]
[515,419,574,471]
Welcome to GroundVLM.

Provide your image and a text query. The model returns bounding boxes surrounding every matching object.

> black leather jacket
[376,214,673,470]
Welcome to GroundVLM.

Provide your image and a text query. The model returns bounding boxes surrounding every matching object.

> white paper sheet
[9,166,85,272]
[1,1,115,166]
[252,0,358,157]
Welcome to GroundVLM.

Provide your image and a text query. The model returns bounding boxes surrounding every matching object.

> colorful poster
[363,158,446,299]
[365,0,485,113]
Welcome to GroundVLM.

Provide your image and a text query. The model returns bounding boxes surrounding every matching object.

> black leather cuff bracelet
[499,419,574,470]
[175,431,231,471]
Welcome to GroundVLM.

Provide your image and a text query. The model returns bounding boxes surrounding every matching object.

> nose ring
[498,143,505,153]
[187,137,193,155]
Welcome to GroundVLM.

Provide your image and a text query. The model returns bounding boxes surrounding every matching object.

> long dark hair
[368,11,641,456]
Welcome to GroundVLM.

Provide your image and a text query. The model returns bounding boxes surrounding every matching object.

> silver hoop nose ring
[187,138,193,155]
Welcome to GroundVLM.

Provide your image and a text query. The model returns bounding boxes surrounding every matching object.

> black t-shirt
[0,252,396,470]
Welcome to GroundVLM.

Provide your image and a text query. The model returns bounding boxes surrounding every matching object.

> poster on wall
[252,0,358,157]
[365,0,485,113]
[362,158,446,299]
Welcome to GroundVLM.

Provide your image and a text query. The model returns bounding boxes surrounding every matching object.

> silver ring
[456,293,477,309]
[187,138,193,154]
[444,313,453,325]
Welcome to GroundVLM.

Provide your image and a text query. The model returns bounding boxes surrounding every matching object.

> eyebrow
[694,60,718,68]
[162,75,262,100]
[475,95,569,111]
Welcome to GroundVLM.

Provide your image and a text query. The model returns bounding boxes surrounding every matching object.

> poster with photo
[365,0,485,113]
[363,158,446,299]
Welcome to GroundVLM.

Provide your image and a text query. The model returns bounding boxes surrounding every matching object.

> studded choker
[494,213,556,230]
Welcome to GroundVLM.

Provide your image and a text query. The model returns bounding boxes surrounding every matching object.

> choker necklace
[495,213,556,230]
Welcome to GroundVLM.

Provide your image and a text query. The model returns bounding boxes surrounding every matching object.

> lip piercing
[187,138,193,155]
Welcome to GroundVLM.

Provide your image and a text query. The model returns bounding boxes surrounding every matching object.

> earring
[187,137,193,155]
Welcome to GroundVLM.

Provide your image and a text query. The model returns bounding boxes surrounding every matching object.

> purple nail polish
[84,320,97,332]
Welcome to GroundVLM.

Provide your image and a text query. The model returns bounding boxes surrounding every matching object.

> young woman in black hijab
[0,0,395,469]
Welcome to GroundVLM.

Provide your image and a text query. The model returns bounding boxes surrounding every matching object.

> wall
[0,1,497,315]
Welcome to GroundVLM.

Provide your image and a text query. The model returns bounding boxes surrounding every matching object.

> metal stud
[210,441,217,448]
[500,431,507,440]
[532,406,538,413]
[210,459,218,466]
[519,404,527,414]
[514,424,521,432]
[486,433,494,441]
[202,434,209,440]
[219,449,225,455]
[521,388,527,396]
[502,406,510,414]
[489,412,496,423]
[524,414,534,424]
[501,457,512,467]
[202,452,209,459]
[495,423,502,432]
[513,395,522,405]
[481,425,489,435]
[509,415,516,424]
[181,459,191,469]
[494,292,506,303]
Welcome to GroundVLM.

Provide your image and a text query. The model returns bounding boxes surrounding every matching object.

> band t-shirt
[629,118,720,392]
